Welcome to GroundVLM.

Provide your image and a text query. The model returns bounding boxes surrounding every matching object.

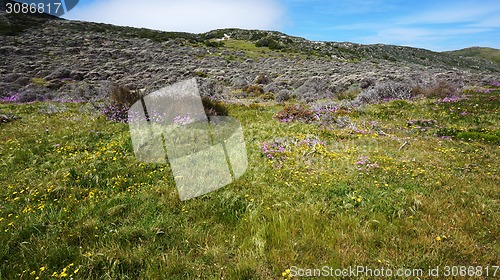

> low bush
[436,127,461,137]
[102,84,143,123]
[354,80,461,105]
[203,40,224,48]
[259,92,275,101]
[275,104,316,123]
[355,82,414,104]
[193,71,208,78]
[254,74,270,85]
[275,90,291,103]
[31,77,49,87]
[414,81,459,99]
[17,89,53,103]
[110,85,142,108]
[201,96,229,116]
[456,130,500,143]
[243,85,264,95]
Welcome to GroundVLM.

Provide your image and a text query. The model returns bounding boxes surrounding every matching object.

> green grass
[0,89,498,279]
[221,39,307,60]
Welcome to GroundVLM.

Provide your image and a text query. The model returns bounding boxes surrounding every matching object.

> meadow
[0,85,498,279]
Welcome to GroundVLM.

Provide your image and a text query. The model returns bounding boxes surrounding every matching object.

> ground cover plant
[0,84,498,279]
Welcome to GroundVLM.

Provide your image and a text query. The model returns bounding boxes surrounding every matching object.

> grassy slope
[446,47,500,66]
[0,87,499,279]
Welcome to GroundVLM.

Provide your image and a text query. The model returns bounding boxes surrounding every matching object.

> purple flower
[439,95,468,104]
[0,93,20,103]
[173,114,192,125]
[261,141,287,167]
[356,156,379,173]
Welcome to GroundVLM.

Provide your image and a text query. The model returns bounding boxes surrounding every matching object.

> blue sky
[64,0,500,51]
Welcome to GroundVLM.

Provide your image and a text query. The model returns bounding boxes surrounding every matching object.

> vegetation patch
[0,74,498,279]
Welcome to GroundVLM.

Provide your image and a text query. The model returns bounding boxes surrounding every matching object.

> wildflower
[435,236,441,241]
[261,141,287,167]
[173,114,192,125]
[356,156,379,173]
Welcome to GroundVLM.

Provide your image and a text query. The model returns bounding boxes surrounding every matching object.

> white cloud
[64,0,284,33]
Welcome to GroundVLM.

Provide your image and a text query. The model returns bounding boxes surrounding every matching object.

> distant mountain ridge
[1,6,499,103]
[445,47,500,67]
[204,29,500,72]
[0,1,498,72]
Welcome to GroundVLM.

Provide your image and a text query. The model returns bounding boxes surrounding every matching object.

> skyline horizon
[3,0,498,52]
[62,0,500,52]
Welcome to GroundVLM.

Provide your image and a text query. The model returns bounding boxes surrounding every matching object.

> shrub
[411,80,461,99]
[255,37,283,50]
[436,127,461,138]
[354,80,462,105]
[254,74,270,85]
[194,71,208,78]
[201,96,229,116]
[294,77,333,102]
[243,85,264,95]
[336,88,360,101]
[17,89,53,103]
[31,77,49,87]
[203,40,224,48]
[456,131,500,143]
[275,90,291,103]
[275,104,316,123]
[259,92,275,101]
[102,84,143,123]
[355,82,414,104]
[110,85,142,108]
[387,99,412,108]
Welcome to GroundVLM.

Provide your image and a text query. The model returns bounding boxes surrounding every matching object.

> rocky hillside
[445,47,500,67]
[1,4,499,103]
